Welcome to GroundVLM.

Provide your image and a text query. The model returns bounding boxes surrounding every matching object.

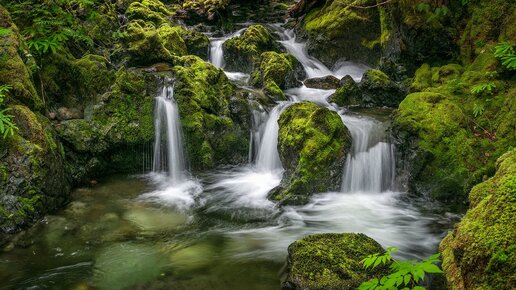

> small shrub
[358,247,443,290]
[494,42,516,70]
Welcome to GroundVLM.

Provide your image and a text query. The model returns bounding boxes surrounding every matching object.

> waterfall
[340,114,395,193]
[152,83,186,184]
[254,103,290,172]
[209,28,247,69]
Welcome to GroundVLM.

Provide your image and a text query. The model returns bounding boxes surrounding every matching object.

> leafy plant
[446,78,466,94]
[494,42,516,70]
[358,247,443,290]
[472,103,485,118]
[471,82,496,95]
[6,0,96,56]
[0,85,18,139]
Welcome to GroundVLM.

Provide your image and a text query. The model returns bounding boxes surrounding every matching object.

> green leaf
[420,263,443,273]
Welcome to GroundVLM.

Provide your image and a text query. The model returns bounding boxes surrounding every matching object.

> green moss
[0,6,42,109]
[222,25,278,72]
[126,0,173,25]
[284,233,388,289]
[182,0,230,17]
[440,149,516,290]
[252,51,298,100]
[123,21,187,66]
[271,102,351,205]
[173,56,249,169]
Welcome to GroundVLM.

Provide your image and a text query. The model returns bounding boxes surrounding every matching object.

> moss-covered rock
[0,105,70,235]
[57,68,156,179]
[283,233,389,289]
[250,51,300,101]
[126,0,173,25]
[439,149,516,290]
[329,75,361,107]
[270,102,351,205]
[172,55,250,169]
[358,69,406,107]
[301,0,381,67]
[181,0,230,21]
[0,6,42,110]
[392,50,516,203]
[304,75,340,90]
[223,25,280,73]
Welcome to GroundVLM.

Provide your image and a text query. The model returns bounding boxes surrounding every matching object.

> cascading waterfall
[340,114,395,193]
[254,103,290,172]
[152,82,186,184]
[209,28,247,68]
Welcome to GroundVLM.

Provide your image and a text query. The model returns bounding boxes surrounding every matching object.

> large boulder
[329,75,361,107]
[250,51,301,101]
[223,25,280,73]
[172,56,250,169]
[283,233,388,290]
[0,105,70,237]
[439,149,516,290]
[301,0,381,67]
[57,68,156,179]
[269,102,351,205]
[0,6,42,110]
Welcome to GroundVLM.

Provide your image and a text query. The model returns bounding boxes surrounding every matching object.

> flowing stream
[0,23,459,290]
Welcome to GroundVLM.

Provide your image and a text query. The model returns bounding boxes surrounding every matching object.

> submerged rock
[440,149,516,290]
[122,207,187,234]
[223,25,280,73]
[303,75,340,90]
[283,233,388,290]
[269,102,351,205]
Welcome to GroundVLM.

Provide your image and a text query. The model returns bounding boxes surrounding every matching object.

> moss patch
[440,149,516,290]
[251,51,299,101]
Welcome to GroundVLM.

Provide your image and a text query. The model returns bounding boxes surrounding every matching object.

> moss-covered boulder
[301,0,381,67]
[250,51,301,101]
[0,6,42,110]
[392,50,516,204]
[126,0,173,25]
[0,105,70,236]
[181,0,230,21]
[223,25,280,73]
[439,149,516,290]
[172,56,250,169]
[283,233,388,289]
[57,68,156,179]
[269,102,351,205]
[329,75,361,107]
[358,69,405,107]
[304,75,340,90]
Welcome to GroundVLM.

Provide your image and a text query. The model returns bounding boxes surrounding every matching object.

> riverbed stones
[269,102,351,205]
[283,233,389,289]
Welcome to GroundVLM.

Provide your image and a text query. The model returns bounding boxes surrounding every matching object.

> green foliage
[494,42,516,70]
[472,103,485,117]
[0,84,18,138]
[359,247,443,290]
[6,0,95,56]
[470,82,496,95]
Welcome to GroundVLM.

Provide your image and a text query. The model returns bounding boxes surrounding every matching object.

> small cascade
[254,103,290,172]
[272,25,369,81]
[152,82,186,184]
[209,28,247,68]
[340,114,395,193]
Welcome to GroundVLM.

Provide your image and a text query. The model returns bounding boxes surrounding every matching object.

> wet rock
[329,75,361,107]
[283,233,388,289]
[57,107,83,121]
[303,75,340,90]
[223,25,280,73]
[269,102,351,205]
[250,52,302,101]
